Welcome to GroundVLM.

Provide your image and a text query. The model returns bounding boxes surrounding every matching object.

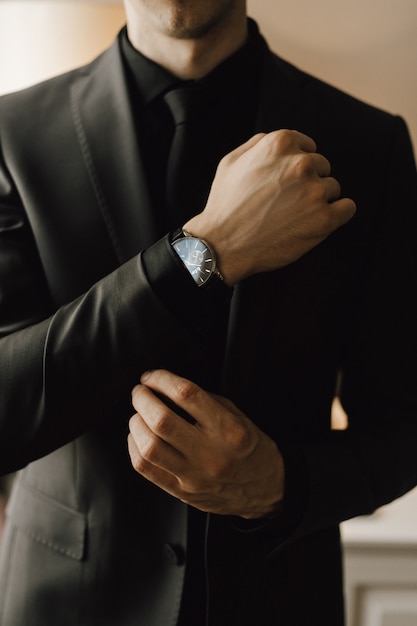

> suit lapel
[222,49,318,403]
[255,50,317,136]
[70,38,158,265]
[71,38,318,403]
[70,39,316,270]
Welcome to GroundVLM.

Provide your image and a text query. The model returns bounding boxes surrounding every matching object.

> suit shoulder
[268,50,398,129]
[0,40,116,123]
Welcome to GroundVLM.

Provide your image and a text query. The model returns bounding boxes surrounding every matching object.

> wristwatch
[171,230,224,288]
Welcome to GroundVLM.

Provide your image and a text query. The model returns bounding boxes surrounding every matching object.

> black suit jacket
[1,27,417,625]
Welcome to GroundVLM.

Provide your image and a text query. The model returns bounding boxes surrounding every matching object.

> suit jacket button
[163,543,185,566]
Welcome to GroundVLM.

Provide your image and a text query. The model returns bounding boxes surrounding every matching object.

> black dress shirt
[119,20,268,388]
[119,21,268,624]
[120,21,264,231]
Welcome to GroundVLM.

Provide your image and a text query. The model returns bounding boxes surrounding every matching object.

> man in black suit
[0,1,416,624]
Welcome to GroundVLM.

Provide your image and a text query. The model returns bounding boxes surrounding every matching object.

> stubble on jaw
[130,0,244,40]
[124,0,247,79]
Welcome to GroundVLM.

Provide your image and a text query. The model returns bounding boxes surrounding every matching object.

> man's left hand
[128,369,285,519]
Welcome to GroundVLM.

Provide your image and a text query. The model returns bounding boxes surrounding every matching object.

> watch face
[173,237,216,286]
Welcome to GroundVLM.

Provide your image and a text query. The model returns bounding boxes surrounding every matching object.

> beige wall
[0,2,126,94]
[1,1,415,151]
[248,0,417,150]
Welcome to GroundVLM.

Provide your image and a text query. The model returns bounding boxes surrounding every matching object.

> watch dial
[173,237,216,286]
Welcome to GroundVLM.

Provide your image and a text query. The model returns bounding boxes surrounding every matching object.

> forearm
[0,252,197,473]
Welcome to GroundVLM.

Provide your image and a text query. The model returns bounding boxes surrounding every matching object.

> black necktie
[164,85,212,224]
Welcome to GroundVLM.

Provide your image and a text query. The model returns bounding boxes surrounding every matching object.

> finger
[292,153,331,178]
[257,129,317,157]
[323,176,341,201]
[223,132,266,163]
[139,369,219,428]
[129,411,186,474]
[328,197,357,228]
[127,432,182,497]
[312,153,331,178]
[289,129,317,153]
[131,383,195,449]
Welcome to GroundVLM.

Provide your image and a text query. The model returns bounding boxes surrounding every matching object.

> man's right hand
[183,129,356,286]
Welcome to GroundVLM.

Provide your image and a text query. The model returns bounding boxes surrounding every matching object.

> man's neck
[124,1,248,80]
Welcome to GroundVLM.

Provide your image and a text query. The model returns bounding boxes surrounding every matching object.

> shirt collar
[120,19,267,109]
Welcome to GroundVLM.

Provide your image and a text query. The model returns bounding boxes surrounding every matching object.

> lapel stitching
[71,80,125,265]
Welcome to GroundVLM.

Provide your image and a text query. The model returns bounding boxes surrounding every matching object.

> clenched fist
[184,129,356,285]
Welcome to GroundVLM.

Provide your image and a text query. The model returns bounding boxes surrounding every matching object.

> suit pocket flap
[6,478,86,561]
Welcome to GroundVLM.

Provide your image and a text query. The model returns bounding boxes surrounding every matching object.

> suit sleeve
[0,143,232,476]
[0,243,187,474]
[0,150,208,475]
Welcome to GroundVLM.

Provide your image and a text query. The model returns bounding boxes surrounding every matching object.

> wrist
[182,218,242,286]
[171,228,226,289]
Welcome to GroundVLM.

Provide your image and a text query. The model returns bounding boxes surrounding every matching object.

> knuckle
[208,459,229,481]
[152,406,174,437]
[218,152,232,168]
[173,379,197,404]
[333,178,342,198]
[266,128,294,153]
[227,421,251,452]
[316,205,337,235]
[310,179,328,202]
[292,153,315,177]
[140,435,161,465]
[132,457,145,474]
[253,131,267,140]
[131,384,145,406]
[128,414,138,433]
[321,155,332,176]
[218,148,237,169]
[179,477,201,497]
[130,448,147,474]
